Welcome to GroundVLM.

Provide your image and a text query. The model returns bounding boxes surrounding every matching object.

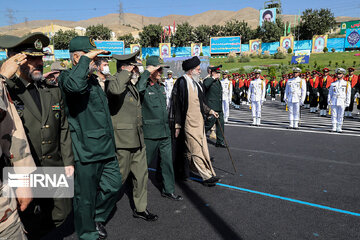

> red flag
[163,28,166,41]
[168,25,171,36]
[173,20,175,33]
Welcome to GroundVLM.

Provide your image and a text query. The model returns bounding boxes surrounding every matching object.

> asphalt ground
[43,99,360,240]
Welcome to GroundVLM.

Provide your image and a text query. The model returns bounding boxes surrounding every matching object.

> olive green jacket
[203,77,223,112]
[107,70,144,149]
[5,77,74,167]
[137,70,170,139]
[59,56,115,162]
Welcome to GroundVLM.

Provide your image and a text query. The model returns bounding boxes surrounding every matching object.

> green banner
[340,20,360,35]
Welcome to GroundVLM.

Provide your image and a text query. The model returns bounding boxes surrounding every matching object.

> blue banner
[210,37,241,54]
[54,50,70,59]
[0,51,7,61]
[345,29,360,49]
[94,41,124,55]
[291,55,310,64]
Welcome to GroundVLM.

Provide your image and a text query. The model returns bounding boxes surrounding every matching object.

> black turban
[182,56,201,72]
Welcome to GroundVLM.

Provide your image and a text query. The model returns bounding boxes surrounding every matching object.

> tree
[117,34,136,47]
[222,20,254,43]
[171,22,194,47]
[193,25,212,46]
[254,18,284,43]
[85,24,112,40]
[297,8,336,40]
[139,24,163,47]
[53,29,79,49]
[209,25,223,37]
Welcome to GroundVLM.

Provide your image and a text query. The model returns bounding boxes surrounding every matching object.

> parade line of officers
[0,33,359,240]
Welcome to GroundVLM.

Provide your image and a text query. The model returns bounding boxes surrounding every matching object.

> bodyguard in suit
[204,65,226,148]
[0,33,74,239]
[137,56,182,201]
[59,36,122,240]
[107,51,158,221]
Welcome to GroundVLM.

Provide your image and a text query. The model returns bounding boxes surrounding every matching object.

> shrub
[353,61,356,67]
[323,47,328,53]
[328,60,332,66]
[287,48,293,54]
[199,52,204,56]
[239,56,251,63]
[342,60,345,64]
[172,53,176,58]
[227,56,236,63]
[335,62,338,67]
[331,48,336,53]
[274,52,286,59]
[146,55,149,61]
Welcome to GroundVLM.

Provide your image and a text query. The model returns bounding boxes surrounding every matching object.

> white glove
[317,92,320,97]
[306,91,310,96]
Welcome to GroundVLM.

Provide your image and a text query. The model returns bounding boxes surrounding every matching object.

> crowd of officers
[0,33,224,240]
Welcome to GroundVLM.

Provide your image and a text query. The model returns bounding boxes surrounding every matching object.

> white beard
[191,72,200,83]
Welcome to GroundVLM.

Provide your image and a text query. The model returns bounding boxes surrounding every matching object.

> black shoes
[203,176,220,187]
[133,209,158,221]
[95,222,107,240]
[215,143,226,148]
[161,192,183,201]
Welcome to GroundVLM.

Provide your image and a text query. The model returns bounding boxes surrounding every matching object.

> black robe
[169,76,211,179]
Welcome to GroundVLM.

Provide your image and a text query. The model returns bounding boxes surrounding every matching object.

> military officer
[0,33,74,239]
[107,51,159,221]
[43,61,68,86]
[319,68,333,116]
[309,71,320,113]
[269,76,277,101]
[0,64,36,240]
[344,67,358,117]
[137,56,182,201]
[247,69,266,126]
[58,36,122,240]
[220,70,232,123]
[328,68,351,132]
[204,65,226,148]
[164,70,174,109]
[284,68,306,129]
[279,75,287,105]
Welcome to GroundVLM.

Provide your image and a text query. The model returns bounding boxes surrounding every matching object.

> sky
[0,0,359,27]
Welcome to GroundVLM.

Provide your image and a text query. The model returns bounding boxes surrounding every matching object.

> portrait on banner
[312,35,328,53]
[259,8,277,27]
[159,43,171,58]
[191,43,202,56]
[249,39,262,52]
[280,36,294,50]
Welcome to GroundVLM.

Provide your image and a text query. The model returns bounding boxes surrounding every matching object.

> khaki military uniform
[5,76,74,239]
[107,70,148,212]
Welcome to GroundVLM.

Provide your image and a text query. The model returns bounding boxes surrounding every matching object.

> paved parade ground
[62,99,360,240]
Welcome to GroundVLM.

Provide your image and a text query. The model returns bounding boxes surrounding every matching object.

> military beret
[293,67,301,73]
[69,36,110,55]
[113,50,142,66]
[182,56,201,71]
[254,69,262,74]
[322,68,330,72]
[146,56,169,68]
[0,32,50,56]
[348,67,355,72]
[335,68,346,74]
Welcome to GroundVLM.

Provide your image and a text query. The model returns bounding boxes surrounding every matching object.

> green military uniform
[59,36,122,240]
[0,33,74,239]
[203,75,225,145]
[137,63,175,195]
[106,56,148,212]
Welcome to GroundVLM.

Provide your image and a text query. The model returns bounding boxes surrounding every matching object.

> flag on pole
[284,22,287,36]
[287,22,291,34]
[168,25,171,36]
[173,20,175,34]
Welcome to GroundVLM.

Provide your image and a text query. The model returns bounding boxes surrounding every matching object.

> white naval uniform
[328,79,351,132]
[164,77,174,109]
[221,77,233,123]
[247,78,266,125]
[284,77,306,128]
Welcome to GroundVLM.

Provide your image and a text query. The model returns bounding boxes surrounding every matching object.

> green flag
[287,22,291,34]
[284,22,287,36]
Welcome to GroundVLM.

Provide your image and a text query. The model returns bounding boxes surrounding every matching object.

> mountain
[0,8,359,37]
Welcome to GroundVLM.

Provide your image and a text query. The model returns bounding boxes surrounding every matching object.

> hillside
[0,8,359,37]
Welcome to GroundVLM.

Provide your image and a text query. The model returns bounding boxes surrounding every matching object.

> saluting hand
[146,65,161,74]
[0,53,27,79]
[84,50,109,59]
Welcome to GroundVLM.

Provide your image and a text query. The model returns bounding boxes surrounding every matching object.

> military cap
[293,67,301,73]
[146,56,170,68]
[0,32,50,56]
[167,70,173,74]
[223,70,229,74]
[322,68,330,72]
[335,68,346,74]
[69,36,110,54]
[254,69,262,74]
[182,56,200,71]
[348,67,355,72]
[272,76,276,79]
[208,65,222,73]
[113,50,142,66]
[232,73,236,76]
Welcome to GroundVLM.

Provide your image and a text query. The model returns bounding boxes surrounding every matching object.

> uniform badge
[148,92,155,95]
[130,97,134,102]
[55,112,60,119]
[52,104,60,111]
[34,39,43,50]
[89,38,96,47]
[60,62,66,68]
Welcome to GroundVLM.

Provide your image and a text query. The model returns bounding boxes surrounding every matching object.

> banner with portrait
[191,43,202,56]
[280,36,294,51]
[159,43,171,59]
[311,35,328,53]
[43,45,55,61]
[259,8,277,27]
[345,29,360,49]
[249,39,262,52]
